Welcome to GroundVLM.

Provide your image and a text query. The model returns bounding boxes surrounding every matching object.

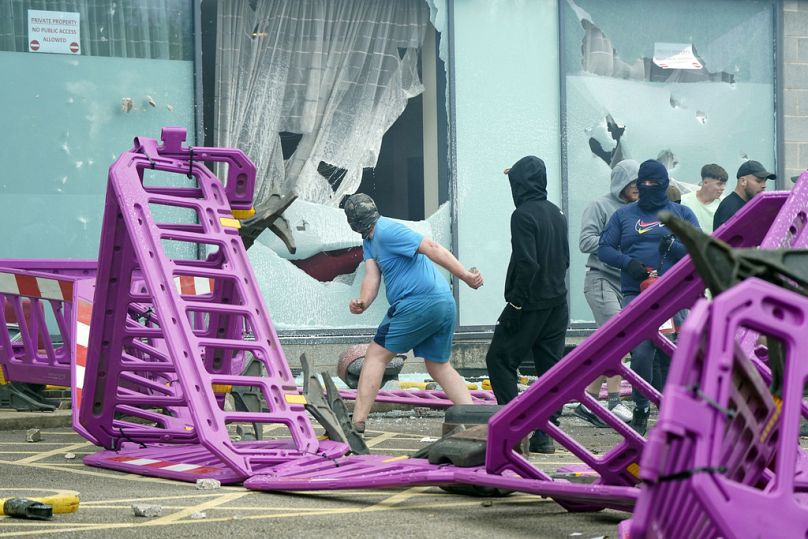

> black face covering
[636,160,670,211]
[343,193,380,239]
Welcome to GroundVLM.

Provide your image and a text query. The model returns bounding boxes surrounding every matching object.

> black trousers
[485,302,569,409]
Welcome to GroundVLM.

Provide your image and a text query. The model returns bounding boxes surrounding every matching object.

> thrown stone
[196,478,221,490]
[132,504,162,517]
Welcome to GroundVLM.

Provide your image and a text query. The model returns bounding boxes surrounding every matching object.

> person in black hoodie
[485,155,570,454]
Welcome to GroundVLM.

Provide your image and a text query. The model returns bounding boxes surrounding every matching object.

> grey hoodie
[579,160,639,280]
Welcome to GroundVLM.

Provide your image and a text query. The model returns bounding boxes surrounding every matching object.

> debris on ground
[195,478,221,490]
[131,504,162,518]
[2,498,53,520]
[64,452,76,460]
[190,511,207,519]
[26,429,41,443]
[481,500,493,507]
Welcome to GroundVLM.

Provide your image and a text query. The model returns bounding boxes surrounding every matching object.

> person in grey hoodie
[575,160,639,427]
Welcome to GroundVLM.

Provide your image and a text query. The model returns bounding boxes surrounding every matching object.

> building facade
[0,0,795,369]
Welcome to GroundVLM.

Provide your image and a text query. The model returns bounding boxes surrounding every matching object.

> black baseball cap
[736,160,775,180]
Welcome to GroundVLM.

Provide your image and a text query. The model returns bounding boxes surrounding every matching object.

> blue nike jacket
[598,201,700,295]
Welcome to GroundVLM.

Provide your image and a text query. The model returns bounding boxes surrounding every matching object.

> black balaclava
[344,193,380,239]
[636,159,670,211]
[506,155,548,206]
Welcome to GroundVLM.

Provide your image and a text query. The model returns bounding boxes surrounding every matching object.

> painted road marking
[15,442,91,464]
[0,496,550,537]
[362,486,430,512]
[148,491,249,524]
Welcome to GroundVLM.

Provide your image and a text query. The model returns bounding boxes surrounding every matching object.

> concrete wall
[784,0,808,182]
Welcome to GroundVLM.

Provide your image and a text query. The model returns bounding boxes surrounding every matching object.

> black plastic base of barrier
[0,383,58,412]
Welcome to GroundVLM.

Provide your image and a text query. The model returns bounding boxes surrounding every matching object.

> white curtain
[214,0,428,211]
[0,0,193,59]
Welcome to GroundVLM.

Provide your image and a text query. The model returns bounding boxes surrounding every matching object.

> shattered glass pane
[453,0,562,326]
[563,0,775,323]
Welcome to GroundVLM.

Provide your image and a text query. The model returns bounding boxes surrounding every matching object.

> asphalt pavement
[0,409,626,539]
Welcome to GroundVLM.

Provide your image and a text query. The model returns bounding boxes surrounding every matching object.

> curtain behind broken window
[214,0,427,211]
[0,0,193,59]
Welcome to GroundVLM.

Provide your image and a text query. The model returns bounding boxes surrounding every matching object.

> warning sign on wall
[28,10,81,55]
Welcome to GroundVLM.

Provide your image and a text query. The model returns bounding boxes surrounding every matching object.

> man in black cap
[343,194,484,434]
[713,160,776,231]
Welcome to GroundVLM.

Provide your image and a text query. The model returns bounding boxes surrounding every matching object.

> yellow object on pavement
[0,491,79,515]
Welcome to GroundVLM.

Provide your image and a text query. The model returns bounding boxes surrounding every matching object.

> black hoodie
[504,156,569,309]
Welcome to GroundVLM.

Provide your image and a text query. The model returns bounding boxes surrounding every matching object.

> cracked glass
[562,0,775,323]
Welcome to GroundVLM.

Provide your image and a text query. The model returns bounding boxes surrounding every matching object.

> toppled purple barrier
[625,277,808,538]
[0,267,80,387]
[75,127,346,482]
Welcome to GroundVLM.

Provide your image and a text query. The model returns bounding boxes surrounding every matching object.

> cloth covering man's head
[344,193,380,239]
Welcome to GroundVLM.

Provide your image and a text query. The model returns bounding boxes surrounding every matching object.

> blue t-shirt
[363,217,451,305]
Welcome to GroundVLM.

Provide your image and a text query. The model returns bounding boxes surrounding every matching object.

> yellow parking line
[362,486,430,512]
[81,493,225,506]
[0,460,181,486]
[148,492,249,524]
[15,442,91,464]
[364,432,399,448]
[0,442,72,446]
[0,494,550,537]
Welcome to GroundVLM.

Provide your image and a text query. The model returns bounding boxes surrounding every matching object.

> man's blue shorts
[373,293,456,362]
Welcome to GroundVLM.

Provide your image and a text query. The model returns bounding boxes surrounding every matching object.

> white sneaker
[609,403,633,423]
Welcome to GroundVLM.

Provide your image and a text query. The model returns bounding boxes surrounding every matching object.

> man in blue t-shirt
[343,194,484,433]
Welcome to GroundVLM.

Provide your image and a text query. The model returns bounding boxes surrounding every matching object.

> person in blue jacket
[598,159,700,435]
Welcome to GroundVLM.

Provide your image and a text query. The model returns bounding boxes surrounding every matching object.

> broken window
[562,0,776,325]
[207,0,451,329]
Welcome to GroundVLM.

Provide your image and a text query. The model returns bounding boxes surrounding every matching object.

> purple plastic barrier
[336,381,632,408]
[84,439,349,484]
[244,454,638,512]
[76,127,335,482]
[0,260,97,277]
[0,267,87,386]
[338,388,497,407]
[627,278,808,538]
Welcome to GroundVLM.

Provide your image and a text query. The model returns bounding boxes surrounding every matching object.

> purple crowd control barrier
[76,127,340,482]
[0,266,85,387]
[626,278,808,538]
[244,454,638,512]
[336,381,631,409]
[338,388,497,407]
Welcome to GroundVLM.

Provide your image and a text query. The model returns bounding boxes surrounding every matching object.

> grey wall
[784,0,808,182]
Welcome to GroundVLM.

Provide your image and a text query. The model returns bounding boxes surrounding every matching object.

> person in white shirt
[680,164,728,234]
